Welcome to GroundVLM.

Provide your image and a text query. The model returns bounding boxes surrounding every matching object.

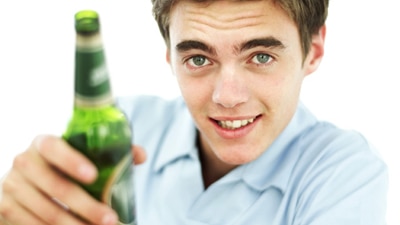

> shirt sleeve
[293,131,388,225]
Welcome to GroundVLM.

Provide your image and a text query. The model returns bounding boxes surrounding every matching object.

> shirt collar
[241,102,318,193]
[154,98,199,172]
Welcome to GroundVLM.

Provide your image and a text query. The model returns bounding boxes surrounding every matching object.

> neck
[197,134,237,189]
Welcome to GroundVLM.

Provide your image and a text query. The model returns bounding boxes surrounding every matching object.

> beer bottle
[62,10,136,225]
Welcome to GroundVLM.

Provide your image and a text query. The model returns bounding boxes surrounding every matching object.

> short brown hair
[151,0,329,58]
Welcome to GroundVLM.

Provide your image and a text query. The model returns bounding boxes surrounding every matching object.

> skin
[167,0,325,187]
[0,0,325,224]
[0,135,146,225]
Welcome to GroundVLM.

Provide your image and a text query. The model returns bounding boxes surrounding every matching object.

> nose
[212,66,249,108]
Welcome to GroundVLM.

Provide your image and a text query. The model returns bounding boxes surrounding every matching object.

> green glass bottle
[62,10,136,225]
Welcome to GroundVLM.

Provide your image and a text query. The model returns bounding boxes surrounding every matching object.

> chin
[216,146,263,165]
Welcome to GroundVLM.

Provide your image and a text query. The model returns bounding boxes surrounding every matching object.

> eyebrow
[239,37,285,52]
[175,37,285,55]
[176,40,216,55]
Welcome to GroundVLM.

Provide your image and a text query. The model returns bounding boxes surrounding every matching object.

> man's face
[167,0,324,166]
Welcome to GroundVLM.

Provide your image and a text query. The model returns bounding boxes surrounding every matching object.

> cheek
[275,75,304,120]
[176,74,209,110]
[254,69,303,113]
[175,65,215,106]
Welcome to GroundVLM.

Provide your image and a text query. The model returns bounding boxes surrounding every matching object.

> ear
[165,48,177,76]
[304,25,326,76]
[166,48,171,65]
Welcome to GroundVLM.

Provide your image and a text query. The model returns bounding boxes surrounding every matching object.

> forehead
[169,0,298,46]
[171,1,282,24]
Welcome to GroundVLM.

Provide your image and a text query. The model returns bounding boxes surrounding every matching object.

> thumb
[132,145,146,165]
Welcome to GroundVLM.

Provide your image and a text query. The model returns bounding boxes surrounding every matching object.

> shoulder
[295,120,387,185]
[291,121,388,224]
[115,95,188,131]
[116,95,185,120]
[298,121,385,168]
[114,94,191,148]
[285,103,385,176]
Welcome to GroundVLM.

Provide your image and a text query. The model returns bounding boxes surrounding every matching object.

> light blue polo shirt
[117,95,388,225]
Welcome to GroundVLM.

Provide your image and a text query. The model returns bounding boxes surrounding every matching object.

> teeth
[218,118,256,130]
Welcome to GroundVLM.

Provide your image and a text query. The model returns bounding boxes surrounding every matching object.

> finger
[13,149,117,225]
[32,135,97,184]
[0,219,9,225]
[3,170,88,225]
[132,145,146,165]
[1,159,46,225]
[0,195,44,225]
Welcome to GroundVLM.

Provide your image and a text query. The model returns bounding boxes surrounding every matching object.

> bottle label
[90,63,109,87]
[103,153,136,225]
[74,33,112,107]
[75,49,111,97]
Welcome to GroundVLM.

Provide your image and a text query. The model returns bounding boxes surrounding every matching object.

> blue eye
[188,55,210,67]
[252,53,272,64]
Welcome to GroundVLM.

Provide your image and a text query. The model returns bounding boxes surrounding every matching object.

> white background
[0,0,399,224]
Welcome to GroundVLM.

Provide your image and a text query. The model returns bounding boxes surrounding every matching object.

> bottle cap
[75,10,100,33]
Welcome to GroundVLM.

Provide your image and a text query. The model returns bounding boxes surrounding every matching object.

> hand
[0,135,146,225]
[133,143,146,165]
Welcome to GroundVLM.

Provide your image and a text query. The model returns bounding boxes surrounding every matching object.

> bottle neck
[74,32,113,108]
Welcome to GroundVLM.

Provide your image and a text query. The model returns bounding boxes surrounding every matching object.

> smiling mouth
[215,116,260,130]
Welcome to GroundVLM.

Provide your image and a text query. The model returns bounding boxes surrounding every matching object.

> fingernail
[102,212,118,225]
[78,164,97,180]
[34,135,46,151]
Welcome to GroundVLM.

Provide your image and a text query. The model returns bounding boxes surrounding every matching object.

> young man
[0,0,388,224]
